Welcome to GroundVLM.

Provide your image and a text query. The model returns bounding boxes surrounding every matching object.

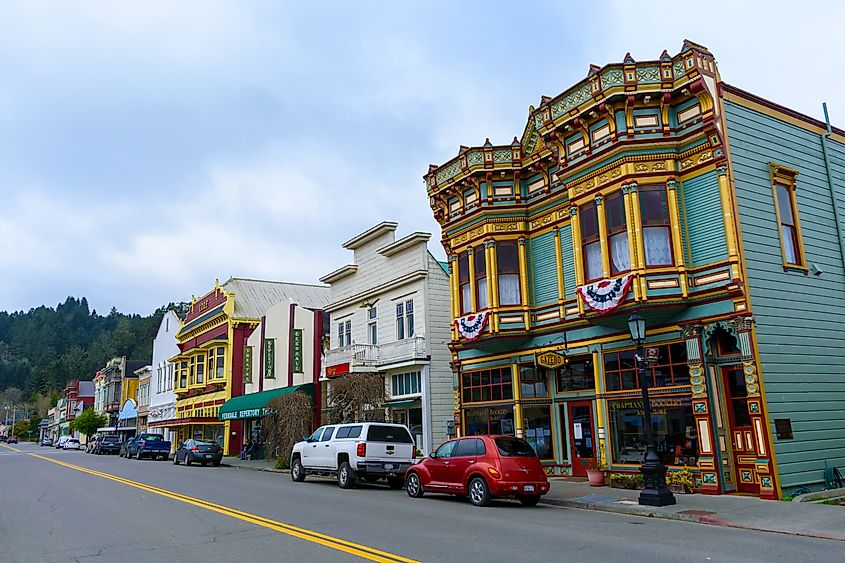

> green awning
[218,383,314,421]
[385,399,418,409]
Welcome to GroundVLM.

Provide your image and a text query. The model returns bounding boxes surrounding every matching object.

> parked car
[173,439,223,466]
[63,438,81,450]
[126,433,171,460]
[0,435,8,442]
[404,435,550,507]
[55,436,70,449]
[290,422,415,489]
[86,434,104,453]
[40,437,54,447]
[94,435,122,455]
[119,438,133,457]
[7,436,18,444]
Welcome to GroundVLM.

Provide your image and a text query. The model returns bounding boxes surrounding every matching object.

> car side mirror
[429,452,437,459]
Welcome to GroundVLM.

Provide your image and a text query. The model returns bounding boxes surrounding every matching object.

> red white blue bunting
[577,274,633,313]
[455,312,489,341]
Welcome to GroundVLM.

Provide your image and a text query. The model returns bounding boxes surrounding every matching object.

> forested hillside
[0,297,183,396]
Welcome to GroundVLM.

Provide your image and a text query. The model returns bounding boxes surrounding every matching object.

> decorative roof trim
[320,264,358,284]
[378,232,431,257]
[342,221,399,250]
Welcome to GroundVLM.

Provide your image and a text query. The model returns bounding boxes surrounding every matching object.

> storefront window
[464,406,514,436]
[522,406,553,459]
[519,365,548,398]
[604,342,688,391]
[554,357,595,392]
[608,397,698,466]
[461,367,513,403]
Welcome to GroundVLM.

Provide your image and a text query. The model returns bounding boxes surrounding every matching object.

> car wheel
[173,455,179,465]
[136,452,143,461]
[387,477,404,490]
[213,461,220,467]
[337,461,356,489]
[291,458,306,482]
[468,477,491,507]
[405,472,424,498]
[518,494,541,507]
[185,455,192,467]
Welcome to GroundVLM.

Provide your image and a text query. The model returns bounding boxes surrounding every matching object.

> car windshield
[495,437,537,457]
[141,435,163,441]
[194,441,214,446]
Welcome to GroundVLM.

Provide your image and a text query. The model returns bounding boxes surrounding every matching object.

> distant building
[146,310,181,447]
[321,222,454,455]
[135,365,152,434]
[94,356,147,429]
[171,278,330,456]
[424,41,845,498]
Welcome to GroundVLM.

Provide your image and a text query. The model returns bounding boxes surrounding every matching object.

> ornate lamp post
[627,313,676,507]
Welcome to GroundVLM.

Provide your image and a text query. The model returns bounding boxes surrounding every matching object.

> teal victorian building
[425,41,845,499]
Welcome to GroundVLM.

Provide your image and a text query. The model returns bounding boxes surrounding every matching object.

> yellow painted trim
[468,248,477,312]
[622,187,640,300]
[629,185,648,298]
[666,184,688,297]
[26,454,417,563]
[570,209,585,315]
[512,363,523,438]
[596,195,611,278]
[449,254,459,320]
[769,163,808,270]
[553,229,565,311]
[489,244,500,332]
[517,239,530,329]
[717,169,742,279]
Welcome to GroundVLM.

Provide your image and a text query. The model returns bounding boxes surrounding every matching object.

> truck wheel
[136,452,143,461]
[468,477,491,507]
[337,461,356,489]
[185,455,192,467]
[173,455,179,465]
[387,477,404,490]
[291,458,306,482]
[405,472,424,498]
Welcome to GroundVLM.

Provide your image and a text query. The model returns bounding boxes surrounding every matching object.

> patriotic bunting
[455,312,489,341]
[577,273,634,313]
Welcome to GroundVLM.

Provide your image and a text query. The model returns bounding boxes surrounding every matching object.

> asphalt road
[1,442,840,563]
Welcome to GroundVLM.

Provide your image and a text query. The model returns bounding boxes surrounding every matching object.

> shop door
[567,401,595,477]
[723,368,759,494]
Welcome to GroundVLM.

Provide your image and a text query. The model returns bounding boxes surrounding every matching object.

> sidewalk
[221,456,286,473]
[542,479,845,541]
[220,457,844,541]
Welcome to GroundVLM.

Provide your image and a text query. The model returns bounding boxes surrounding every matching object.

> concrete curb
[793,487,845,503]
[221,462,289,474]
[539,497,845,542]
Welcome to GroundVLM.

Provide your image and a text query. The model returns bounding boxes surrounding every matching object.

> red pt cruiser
[405,435,550,507]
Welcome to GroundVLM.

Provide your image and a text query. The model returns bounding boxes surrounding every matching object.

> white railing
[324,336,427,370]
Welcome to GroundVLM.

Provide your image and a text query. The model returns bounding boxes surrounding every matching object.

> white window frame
[368,307,378,345]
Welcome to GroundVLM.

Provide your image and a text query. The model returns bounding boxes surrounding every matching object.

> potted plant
[585,458,606,486]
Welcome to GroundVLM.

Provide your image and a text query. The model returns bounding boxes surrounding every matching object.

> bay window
[496,241,521,306]
[581,201,602,281]
[474,247,488,310]
[195,353,205,384]
[459,252,471,314]
[606,191,630,275]
[639,185,673,266]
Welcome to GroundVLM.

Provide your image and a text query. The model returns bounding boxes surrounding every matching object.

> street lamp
[627,313,676,507]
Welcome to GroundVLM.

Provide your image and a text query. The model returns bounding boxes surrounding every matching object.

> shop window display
[464,406,514,436]
[522,406,553,459]
[608,397,698,466]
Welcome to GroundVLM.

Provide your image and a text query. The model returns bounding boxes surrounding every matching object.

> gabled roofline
[378,232,431,257]
[342,221,398,250]
[320,264,358,284]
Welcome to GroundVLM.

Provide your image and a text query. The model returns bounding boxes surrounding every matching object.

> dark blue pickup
[126,433,172,460]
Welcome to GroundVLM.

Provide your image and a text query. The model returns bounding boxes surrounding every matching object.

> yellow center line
[24,451,419,563]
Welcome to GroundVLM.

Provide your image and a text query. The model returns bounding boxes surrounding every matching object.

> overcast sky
[1,1,842,315]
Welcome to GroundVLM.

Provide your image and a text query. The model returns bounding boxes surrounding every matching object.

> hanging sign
[455,312,489,341]
[264,338,275,379]
[645,346,660,366]
[536,351,566,369]
[243,346,253,383]
[576,273,633,313]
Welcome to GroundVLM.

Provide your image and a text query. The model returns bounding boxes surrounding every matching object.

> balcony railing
[325,336,427,371]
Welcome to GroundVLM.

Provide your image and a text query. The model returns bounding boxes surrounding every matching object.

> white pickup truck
[290,422,416,489]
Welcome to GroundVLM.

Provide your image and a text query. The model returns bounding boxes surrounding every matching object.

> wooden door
[723,367,759,494]
[567,401,595,477]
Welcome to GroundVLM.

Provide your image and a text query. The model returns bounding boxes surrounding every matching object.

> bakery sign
[536,351,566,369]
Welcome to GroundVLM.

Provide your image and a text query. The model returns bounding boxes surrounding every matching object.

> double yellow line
[20,448,417,563]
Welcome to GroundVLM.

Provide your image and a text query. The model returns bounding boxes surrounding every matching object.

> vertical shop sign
[292,329,303,373]
[243,346,253,383]
[264,338,275,378]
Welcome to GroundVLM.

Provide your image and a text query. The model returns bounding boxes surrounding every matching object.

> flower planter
[587,469,606,486]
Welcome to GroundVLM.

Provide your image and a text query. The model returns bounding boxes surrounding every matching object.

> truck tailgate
[365,442,414,462]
